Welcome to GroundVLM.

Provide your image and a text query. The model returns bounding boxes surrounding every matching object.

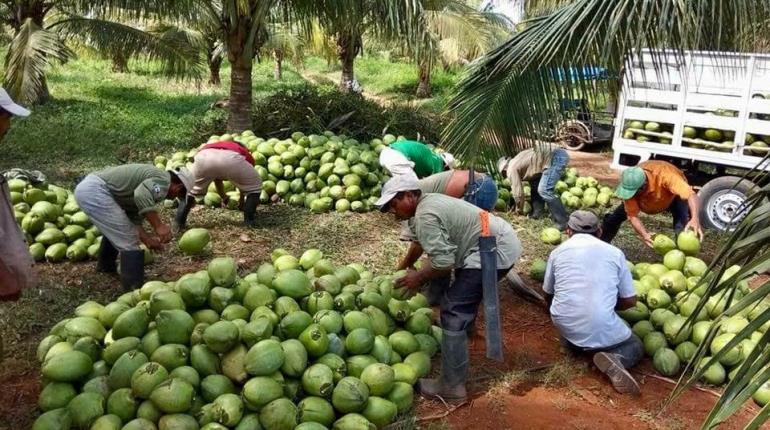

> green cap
[615,167,646,200]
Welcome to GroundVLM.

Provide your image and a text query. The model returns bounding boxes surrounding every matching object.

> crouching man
[75,164,193,291]
[543,210,643,395]
[377,176,522,402]
[176,139,262,229]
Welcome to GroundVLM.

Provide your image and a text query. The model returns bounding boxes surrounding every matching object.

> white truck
[611,49,770,232]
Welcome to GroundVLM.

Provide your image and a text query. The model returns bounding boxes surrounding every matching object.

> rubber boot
[120,250,145,292]
[546,199,569,230]
[418,329,468,402]
[97,238,118,274]
[243,192,259,227]
[175,195,196,230]
[529,200,545,219]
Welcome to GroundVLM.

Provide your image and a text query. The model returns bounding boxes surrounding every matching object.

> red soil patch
[412,277,759,429]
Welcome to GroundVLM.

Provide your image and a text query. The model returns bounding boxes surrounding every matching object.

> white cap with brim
[376,175,420,212]
[0,88,30,117]
[171,166,195,194]
[439,152,456,169]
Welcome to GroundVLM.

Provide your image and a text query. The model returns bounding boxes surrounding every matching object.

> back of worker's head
[565,210,601,238]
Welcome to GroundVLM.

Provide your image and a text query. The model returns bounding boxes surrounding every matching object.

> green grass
[1,53,453,183]
[302,55,460,112]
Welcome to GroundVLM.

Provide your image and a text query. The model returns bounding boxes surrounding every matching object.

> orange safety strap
[479,211,491,237]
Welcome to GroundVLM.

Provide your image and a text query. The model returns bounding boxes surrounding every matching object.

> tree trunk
[416,61,431,98]
[33,76,51,105]
[208,55,222,86]
[111,52,128,73]
[228,57,253,132]
[337,33,361,93]
[273,49,283,81]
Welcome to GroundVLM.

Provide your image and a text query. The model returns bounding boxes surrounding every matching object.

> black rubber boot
[175,195,196,230]
[97,238,119,274]
[418,329,468,402]
[120,250,145,292]
[529,200,545,219]
[243,192,259,227]
[546,199,570,230]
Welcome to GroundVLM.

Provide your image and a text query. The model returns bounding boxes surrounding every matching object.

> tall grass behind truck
[612,49,770,232]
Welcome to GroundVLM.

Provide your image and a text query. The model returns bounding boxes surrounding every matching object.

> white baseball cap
[171,166,195,193]
[497,156,510,175]
[439,152,456,169]
[376,175,421,211]
[0,88,30,117]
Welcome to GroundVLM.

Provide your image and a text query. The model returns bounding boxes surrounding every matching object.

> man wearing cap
[600,160,703,246]
[0,88,33,301]
[543,210,642,395]
[75,164,194,290]
[396,169,498,303]
[379,139,455,180]
[378,175,522,402]
[175,140,262,229]
[497,143,570,229]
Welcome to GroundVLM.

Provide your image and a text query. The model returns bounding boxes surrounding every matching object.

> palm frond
[306,19,337,65]
[66,0,202,22]
[665,164,770,428]
[422,0,511,66]
[50,15,205,78]
[3,18,73,104]
[442,0,770,162]
[263,23,305,67]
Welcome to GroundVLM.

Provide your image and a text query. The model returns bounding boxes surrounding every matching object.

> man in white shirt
[543,210,642,395]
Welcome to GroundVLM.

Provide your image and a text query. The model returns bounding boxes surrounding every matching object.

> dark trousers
[529,174,546,215]
[561,335,644,369]
[600,198,690,243]
[428,267,511,332]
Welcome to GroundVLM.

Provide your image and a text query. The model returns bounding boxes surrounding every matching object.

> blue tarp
[550,66,610,82]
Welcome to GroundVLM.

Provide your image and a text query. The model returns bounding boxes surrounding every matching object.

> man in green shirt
[379,140,455,180]
[377,175,522,402]
[75,164,194,291]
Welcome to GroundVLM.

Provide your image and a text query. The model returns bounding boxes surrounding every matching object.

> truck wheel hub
[708,190,747,228]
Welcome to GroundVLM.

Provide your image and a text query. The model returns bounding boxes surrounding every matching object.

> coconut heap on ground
[495,167,617,213]
[33,248,440,430]
[155,131,406,215]
[616,231,770,406]
[8,177,107,264]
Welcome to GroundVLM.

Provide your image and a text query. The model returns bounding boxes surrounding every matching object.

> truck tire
[698,176,756,232]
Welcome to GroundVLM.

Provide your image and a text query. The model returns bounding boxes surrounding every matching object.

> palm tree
[261,23,305,81]
[1,0,203,104]
[310,0,424,93]
[439,1,770,427]
[414,0,511,98]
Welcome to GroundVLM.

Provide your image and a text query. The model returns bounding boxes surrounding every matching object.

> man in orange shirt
[600,160,704,246]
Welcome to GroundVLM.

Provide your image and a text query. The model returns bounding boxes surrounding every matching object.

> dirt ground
[0,151,759,430]
[411,284,759,430]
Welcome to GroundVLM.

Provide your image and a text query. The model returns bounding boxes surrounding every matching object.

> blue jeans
[562,334,643,369]
[464,175,498,211]
[538,148,569,202]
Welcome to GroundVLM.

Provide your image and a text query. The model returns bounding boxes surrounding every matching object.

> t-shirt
[411,194,521,270]
[201,141,255,166]
[505,143,560,207]
[542,233,635,349]
[624,160,694,217]
[390,141,445,178]
[96,164,170,222]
